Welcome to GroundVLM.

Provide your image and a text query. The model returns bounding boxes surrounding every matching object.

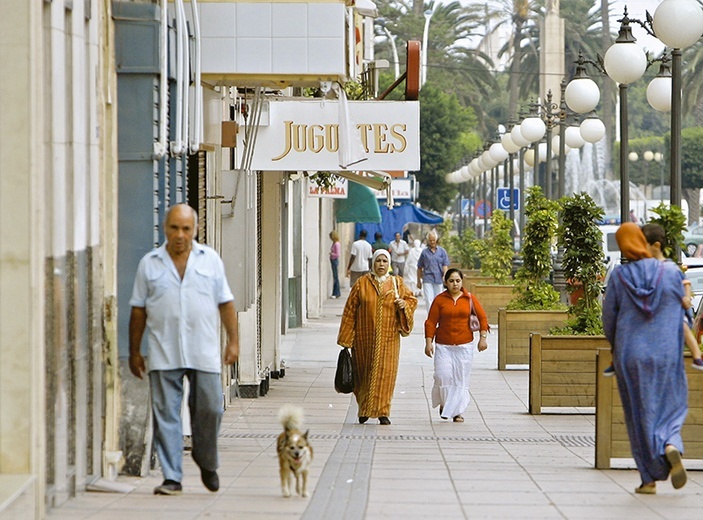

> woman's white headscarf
[372,249,391,282]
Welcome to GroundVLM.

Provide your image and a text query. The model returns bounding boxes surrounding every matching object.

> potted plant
[646,202,686,261]
[446,227,480,271]
[498,186,568,369]
[471,209,515,323]
[528,192,610,413]
[556,192,606,335]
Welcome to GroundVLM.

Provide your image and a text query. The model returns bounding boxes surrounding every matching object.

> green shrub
[447,227,480,268]
[646,203,686,261]
[552,193,605,335]
[475,209,513,284]
[508,186,564,310]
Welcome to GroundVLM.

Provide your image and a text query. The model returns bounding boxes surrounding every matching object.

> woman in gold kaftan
[337,249,417,425]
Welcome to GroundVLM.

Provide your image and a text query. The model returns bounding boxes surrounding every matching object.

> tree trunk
[684,187,700,225]
[508,19,524,120]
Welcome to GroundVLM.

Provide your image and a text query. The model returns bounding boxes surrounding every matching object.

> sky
[611,0,665,53]
[445,0,667,54]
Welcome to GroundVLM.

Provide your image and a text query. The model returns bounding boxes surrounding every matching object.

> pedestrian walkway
[48,293,702,520]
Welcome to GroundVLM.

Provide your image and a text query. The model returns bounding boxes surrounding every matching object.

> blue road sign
[460,198,472,216]
[496,188,519,211]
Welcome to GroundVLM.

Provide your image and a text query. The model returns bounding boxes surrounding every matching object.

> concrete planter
[528,333,610,414]
[497,309,569,370]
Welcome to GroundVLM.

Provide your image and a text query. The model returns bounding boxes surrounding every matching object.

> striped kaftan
[337,274,417,418]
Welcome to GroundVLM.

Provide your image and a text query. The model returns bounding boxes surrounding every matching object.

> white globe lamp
[580,117,606,143]
[565,77,600,114]
[647,74,671,112]
[520,116,546,143]
[501,132,521,154]
[564,126,585,149]
[489,142,510,163]
[524,149,535,167]
[604,44,647,84]
[510,124,531,147]
[653,0,703,50]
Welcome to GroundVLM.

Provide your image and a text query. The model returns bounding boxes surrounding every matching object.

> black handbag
[335,348,354,394]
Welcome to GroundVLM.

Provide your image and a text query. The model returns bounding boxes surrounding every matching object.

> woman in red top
[424,268,489,422]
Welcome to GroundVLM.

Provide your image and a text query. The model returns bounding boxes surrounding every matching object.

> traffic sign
[496,188,519,211]
[475,200,491,218]
[460,198,473,216]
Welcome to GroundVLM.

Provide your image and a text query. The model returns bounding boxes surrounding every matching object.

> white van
[599,225,620,284]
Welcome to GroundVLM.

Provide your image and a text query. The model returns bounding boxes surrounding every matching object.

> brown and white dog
[276,405,313,498]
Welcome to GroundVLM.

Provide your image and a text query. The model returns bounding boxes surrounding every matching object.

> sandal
[665,445,687,489]
[453,415,464,423]
[635,482,656,494]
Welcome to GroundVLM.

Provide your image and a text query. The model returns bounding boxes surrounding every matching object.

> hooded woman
[337,249,418,425]
[602,222,688,494]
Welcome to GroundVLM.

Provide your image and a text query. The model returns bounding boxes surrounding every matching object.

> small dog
[276,405,313,498]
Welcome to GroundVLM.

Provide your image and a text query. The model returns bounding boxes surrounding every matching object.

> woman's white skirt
[431,342,475,419]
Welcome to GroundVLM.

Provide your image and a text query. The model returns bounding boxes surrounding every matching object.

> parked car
[684,258,703,314]
[683,223,703,257]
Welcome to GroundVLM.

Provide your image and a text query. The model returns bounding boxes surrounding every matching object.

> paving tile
[48,297,703,520]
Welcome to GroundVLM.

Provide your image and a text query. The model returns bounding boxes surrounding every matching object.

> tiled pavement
[47,292,702,519]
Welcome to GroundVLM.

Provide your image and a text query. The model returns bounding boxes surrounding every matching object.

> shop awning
[335,181,381,223]
[355,203,444,242]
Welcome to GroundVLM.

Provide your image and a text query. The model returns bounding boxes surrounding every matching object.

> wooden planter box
[528,333,610,414]
[468,284,515,324]
[462,276,494,291]
[595,348,703,469]
[497,309,569,370]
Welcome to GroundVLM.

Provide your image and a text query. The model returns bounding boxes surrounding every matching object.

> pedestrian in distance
[602,222,688,495]
[337,249,417,425]
[128,204,239,496]
[417,230,450,312]
[371,231,390,253]
[404,239,423,296]
[642,223,703,370]
[329,230,342,299]
[424,269,489,423]
[347,229,373,286]
[389,231,410,277]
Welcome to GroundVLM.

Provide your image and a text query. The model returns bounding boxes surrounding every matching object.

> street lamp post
[652,0,703,208]
[603,8,647,232]
[377,18,400,80]
[421,9,434,86]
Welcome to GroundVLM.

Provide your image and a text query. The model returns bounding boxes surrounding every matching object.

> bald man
[129,204,239,496]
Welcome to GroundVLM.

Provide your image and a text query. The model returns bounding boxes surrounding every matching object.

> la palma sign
[246,100,420,171]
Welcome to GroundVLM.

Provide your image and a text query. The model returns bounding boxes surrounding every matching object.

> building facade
[0,1,418,517]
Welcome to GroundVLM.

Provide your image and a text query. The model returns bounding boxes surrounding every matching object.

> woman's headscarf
[615,222,652,261]
[413,239,421,249]
[372,249,391,275]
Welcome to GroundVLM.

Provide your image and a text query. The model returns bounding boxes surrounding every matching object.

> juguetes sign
[245,100,420,171]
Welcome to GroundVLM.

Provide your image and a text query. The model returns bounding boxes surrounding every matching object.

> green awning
[335,181,381,223]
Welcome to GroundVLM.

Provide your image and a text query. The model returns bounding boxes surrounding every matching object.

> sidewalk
[48,293,702,520]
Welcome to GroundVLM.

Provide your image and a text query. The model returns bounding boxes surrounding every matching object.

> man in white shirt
[346,229,373,286]
[389,232,410,276]
[129,204,239,496]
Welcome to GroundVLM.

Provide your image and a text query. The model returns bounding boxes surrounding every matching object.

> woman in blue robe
[602,223,688,494]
